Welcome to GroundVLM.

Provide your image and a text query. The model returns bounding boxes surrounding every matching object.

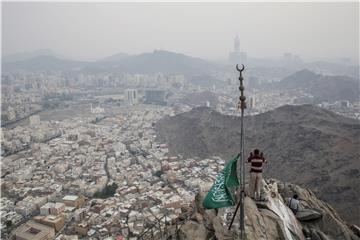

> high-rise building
[229,35,247,64]
[248,97,256,109]
[144,90,167,105]
[234,35,240,52]
[125,89,138,105]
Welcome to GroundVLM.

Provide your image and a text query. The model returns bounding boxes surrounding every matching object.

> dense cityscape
[1,54,359,239]
[1,2,359,240]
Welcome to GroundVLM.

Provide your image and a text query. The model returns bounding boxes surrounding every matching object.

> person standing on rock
[247,149,267,200]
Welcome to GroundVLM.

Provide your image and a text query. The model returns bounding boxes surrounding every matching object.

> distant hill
[311,75,359,102]
[113,50,218,75]
[2,50,218,76]
[2,49,65,63]
[279,69,320,89]
[276,69,359,102]
[305,61,360,79]
[2,55,89,72]
[155,105,360,225]
[97,52,129,62]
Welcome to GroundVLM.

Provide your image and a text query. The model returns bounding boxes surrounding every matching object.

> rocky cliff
[155,105,360,225]
[176,179,360,240]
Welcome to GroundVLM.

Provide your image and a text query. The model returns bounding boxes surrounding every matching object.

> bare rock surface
[296,209,323,221]
[176,179,359,240]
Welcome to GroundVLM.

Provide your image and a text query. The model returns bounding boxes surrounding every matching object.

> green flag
[203,155,240,209]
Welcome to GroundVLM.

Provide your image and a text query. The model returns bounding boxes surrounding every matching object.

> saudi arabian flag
[203,155,240,209]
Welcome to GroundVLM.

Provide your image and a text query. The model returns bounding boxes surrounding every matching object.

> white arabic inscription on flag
[211,170,229,203]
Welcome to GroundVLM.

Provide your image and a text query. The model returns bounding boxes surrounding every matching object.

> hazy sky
[2,2,359,61]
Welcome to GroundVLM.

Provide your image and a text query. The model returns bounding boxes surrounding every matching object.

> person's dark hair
[293,194,298,199]
[254,149,260,155]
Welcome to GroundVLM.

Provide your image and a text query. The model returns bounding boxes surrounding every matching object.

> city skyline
[2,2,359,62]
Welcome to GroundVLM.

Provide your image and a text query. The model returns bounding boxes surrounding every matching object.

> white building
[125,89,138,105]
[90,104,105,114]
[29,115,41,125]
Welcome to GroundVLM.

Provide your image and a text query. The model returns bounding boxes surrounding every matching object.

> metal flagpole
[237,64,246,239]
[227,64,246,238]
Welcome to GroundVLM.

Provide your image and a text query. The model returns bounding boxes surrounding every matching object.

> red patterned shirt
[247,154,266,173]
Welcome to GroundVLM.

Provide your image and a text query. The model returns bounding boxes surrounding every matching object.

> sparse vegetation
[153,170,164,178]
[93,182,118,199]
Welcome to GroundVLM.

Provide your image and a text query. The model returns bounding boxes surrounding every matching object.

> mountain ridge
[2,49,64,63]
[2,55,90,72]
[273,69,359,102]
[155,104,360,225]
[97,52,130,62]
[2,50,217,75]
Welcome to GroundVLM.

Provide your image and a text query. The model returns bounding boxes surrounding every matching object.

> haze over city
[2,2,359,62]
[1,2,359,240]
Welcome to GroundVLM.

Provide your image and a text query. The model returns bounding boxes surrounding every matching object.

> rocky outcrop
[281,181,359,240]
[178,220,209,240]
[155,105,360,225]
[242,180,305,240]
[176,179,360,240]
[296,209,322,221]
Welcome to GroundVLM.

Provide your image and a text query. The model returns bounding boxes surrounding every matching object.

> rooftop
[62,195,79,201]
[12,220,55,240]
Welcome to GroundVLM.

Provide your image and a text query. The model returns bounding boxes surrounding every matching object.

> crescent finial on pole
[236,64,245,72]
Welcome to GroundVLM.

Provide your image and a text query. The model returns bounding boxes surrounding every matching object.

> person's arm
[247,152,253,162]
[261,152,267,163]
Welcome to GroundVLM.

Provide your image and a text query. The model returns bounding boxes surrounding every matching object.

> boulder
[244,180,305,240]
[259,181,305,240]
[296,209,322,221]
[193,212,204,223]
[260,209,288,240]
[204,209,217,221]
[178,220,209,240]
[212,216,233,240]
[349,224,360,237]
[244,196,269,240]
[310,228,331,240]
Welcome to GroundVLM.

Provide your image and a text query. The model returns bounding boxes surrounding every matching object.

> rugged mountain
[309,75,359,102]
[275,69,359,102]
[2,55,89,72]
[280,69,321,89]
[155,105,360,225]
[175,179,360,240]
[113,50,218,75]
